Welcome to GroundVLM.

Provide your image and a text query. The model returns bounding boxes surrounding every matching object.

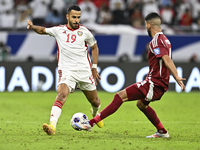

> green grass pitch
[0,91,199,150]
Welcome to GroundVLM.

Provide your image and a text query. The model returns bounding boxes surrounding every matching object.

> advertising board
[1,62,199,93]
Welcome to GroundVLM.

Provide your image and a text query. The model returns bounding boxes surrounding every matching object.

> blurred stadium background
[0,0,200,93]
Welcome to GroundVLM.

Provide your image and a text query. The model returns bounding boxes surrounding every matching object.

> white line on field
[4,121,41,124]
[3,121,200,124]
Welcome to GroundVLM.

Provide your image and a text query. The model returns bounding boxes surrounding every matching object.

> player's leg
[136,82,169,138]
[89,89,128,127]
[77,70,103,128]
[77,82,149,130]
[43,70,76,135]
[43,83,70,135]
[136,100,166,132]
[51,83,70,126]
[82,89,104,128]
[136,100,169,138]
[77,77,144,130]
[82,89,100,115]
[88,82,146,127]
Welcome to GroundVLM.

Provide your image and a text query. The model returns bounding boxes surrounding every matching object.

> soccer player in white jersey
[27,4,103,135]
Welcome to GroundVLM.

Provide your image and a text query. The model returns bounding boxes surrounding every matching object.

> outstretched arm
[27,20,46,34]
[91,43,101,85]
[162,55,186,90]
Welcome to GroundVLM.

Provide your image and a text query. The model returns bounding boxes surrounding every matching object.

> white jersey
[45,24,96,71]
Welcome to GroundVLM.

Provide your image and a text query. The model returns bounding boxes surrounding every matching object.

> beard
[147,28,152,37]
[69,19,79,30]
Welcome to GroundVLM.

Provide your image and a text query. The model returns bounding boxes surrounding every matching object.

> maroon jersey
[147,32,172,91]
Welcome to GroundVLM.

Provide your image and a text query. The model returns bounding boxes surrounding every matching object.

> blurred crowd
[0,0,200,32]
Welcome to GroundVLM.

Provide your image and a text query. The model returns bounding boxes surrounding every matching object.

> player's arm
[162,55,186,90]
[91,43,101,84]
[91,43,98,67]
[27,20,46,34]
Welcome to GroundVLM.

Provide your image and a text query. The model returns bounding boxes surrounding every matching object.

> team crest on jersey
[153,48,161,55]
[77,31,83,36]
[62,77,66,81]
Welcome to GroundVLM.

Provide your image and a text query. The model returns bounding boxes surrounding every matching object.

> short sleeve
[45,27,57,37]
[86,36,97,47]
[153,39,168,58]
[85,29,96,47]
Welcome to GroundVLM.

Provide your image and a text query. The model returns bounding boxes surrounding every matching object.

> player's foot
[90,108,104,128]
[42,123,55,135]
[146,131,169,138]
[74,121,93,132]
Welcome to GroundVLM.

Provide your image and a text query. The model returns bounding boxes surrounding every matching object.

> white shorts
[57,70,96,93]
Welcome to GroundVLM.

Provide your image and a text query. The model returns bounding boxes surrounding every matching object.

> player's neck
[151,30,162,38]
[67,24,79,30]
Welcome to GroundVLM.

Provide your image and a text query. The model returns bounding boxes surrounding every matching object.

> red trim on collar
[66,24,79,31]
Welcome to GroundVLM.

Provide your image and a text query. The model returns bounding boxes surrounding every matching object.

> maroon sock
[156,122,167,133]
[90,94,123,127]
[141,106,167,133]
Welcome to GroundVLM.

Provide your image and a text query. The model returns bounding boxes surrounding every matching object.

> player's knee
[136,100,146,110]
[91,97,100,107]
[56,92,67,103]
[117,90,128,102]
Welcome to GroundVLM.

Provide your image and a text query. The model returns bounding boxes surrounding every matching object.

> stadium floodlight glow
[97,66,101,73]
[185,67,200,93]
[0,66,5,92]
[32,66,53,92]
[7,66,29,92]
[100,66,125,92]
[136,66,149,82]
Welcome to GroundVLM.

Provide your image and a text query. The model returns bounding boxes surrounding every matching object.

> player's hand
[92,68,101,85]
[176,76,186,90]
[27,20,33,29]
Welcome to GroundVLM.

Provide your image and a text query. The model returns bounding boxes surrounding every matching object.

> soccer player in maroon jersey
[77,12,186,138]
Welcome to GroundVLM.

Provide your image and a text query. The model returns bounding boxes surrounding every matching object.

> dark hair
[145,12,161,21]
[67,4,81,14]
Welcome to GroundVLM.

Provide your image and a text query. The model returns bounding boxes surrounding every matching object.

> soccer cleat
[74,121,93,132]
[42,123,55,135]
[146,131,170,138]
[90,108,104,128]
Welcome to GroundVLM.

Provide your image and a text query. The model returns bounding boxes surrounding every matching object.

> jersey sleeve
[153,38,168,59]
[45,27,58,37]
[85,29,97,47]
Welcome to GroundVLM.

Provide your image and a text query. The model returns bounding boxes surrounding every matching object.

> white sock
[91,105,100,117]
[50,106,62,129]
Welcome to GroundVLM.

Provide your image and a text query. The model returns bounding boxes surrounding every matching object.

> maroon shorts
[126,79,165,105]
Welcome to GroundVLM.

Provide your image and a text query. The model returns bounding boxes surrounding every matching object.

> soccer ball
[70,112,89,131]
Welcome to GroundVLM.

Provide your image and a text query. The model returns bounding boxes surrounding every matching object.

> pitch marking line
[3,121,200,124]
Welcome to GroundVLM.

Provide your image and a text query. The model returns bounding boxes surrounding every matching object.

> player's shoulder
[153,32,169,43]
[49,24,67,32]
[79,24,87,29]
[79,24,91,32]
[159,32,168,40]
[157,33,171,45]
[151,32,171,49]
[52,24,66,28]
